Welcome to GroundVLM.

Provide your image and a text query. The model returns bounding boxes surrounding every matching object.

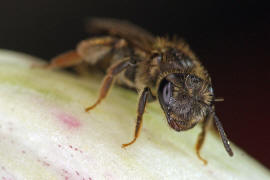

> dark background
[0,0,269,168]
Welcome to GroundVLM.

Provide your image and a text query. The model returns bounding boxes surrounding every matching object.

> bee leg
[122,87,152,148]
[39,50,83,69]
[195,113,214,165]
[85,57,132,112]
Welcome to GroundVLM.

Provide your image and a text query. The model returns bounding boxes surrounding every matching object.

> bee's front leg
[85,57,133,112]
[122,87,153,148]
[195,113,214,164]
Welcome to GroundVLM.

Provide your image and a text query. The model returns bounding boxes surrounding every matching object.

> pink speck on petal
[56,113,81,129]
[62,169,68,174]
[42,161,50,167]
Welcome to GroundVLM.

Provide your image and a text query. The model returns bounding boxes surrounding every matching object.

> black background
[0,0,269,169]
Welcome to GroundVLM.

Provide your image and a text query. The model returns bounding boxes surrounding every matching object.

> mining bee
[45,18,233,164]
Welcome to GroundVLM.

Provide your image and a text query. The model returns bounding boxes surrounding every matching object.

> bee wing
[86,18,155,52]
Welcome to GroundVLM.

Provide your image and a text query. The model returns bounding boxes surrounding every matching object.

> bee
[45,18,233,164]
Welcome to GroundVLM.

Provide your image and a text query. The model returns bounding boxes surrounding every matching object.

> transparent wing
[85,18,155,52]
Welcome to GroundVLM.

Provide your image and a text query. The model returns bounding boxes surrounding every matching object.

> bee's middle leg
[85,57,132,112]
[122,87,153,148]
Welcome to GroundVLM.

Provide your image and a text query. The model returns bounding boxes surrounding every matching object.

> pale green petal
[0,49,269,180]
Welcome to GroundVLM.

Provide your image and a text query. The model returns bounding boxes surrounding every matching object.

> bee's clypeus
[45,18,233,164]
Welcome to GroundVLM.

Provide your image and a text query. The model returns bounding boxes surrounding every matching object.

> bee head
[158,73,214,131]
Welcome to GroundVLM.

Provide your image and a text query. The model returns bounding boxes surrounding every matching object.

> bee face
[158,73,214,131]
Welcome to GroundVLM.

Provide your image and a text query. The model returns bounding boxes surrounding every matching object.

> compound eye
[162,82,172,105]
[158,79,174,109]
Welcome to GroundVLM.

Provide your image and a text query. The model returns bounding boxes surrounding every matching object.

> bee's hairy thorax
[95,37,211,97]
[132,39,211,96]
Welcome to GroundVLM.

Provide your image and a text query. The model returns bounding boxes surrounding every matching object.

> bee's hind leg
[33,50,83,69]
[85,57,132,112]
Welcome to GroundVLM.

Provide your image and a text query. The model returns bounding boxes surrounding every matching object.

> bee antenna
[214,114,234,156]
[214,97,224,102]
